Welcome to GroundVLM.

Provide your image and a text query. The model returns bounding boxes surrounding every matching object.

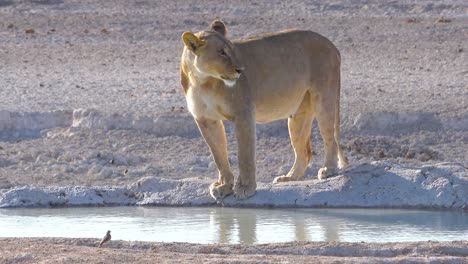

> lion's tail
[334,67,348,169]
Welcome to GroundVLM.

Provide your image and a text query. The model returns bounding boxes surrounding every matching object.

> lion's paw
[317,167,337,180]
[234,183,256,200]
[209,182,233,200]
[273,175,292,184]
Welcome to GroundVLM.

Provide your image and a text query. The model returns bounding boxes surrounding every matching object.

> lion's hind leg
[273,92,314,183]
[316,98,340,180]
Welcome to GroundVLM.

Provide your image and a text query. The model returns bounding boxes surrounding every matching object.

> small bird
[98,230,111,248]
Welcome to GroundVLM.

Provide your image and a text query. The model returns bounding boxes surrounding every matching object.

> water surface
[0,207,466,244]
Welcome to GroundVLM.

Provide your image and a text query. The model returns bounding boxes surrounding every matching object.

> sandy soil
[0,0,467,262]
[0,0,467,189]
[0,238,467,263]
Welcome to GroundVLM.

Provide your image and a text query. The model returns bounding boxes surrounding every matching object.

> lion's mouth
[221,75,235,81]
[221,73,241,81]
[220,74,240,88]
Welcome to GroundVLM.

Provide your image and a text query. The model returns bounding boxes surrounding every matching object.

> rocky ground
[0,238,467,264]
[0,0,467,262]
[0,0,466,190]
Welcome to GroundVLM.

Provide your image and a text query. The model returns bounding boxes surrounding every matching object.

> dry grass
[435,17,452,23]
[405,18,419,23]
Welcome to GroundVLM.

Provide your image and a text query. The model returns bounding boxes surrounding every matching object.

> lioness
[180,20,347,200]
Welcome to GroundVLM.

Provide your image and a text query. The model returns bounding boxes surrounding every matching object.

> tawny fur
[180,20,347,200]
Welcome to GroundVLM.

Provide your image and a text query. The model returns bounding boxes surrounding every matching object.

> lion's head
[181,20,243,87]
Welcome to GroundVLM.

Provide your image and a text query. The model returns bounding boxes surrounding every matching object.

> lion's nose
[235,68,243,74]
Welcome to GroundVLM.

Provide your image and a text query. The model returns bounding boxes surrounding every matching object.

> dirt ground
[0,238,467,263]
[0,0,467,262]
[0,0,466,189]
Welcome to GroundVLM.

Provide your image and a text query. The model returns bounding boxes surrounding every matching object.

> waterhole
[0,207,466,244]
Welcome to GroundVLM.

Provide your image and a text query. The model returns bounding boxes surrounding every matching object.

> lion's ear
[182,32,206,55]
[210,20,227,36]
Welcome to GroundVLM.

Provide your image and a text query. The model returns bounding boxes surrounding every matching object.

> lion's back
[233,30,340,94]
[234,29,339,59]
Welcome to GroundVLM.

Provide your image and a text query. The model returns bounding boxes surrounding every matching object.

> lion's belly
[187,86,307,124]
[255,91,306,123]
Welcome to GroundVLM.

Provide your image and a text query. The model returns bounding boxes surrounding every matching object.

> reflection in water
[321,217,340,242]
[294,216,309,242]
[210,208,257,244]
[0,207,466,244]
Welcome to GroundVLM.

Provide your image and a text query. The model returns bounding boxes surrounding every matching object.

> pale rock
[0,162,465,209]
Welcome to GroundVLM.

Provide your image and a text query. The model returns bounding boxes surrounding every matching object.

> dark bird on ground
[98,230,111,247]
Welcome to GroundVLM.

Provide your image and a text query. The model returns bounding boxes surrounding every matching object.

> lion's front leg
[195,118,234,200]
[233,110,257,199]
